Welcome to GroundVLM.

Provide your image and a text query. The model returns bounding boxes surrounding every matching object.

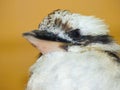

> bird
[23,9,120,90]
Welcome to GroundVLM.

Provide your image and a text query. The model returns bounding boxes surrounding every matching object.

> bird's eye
[67,29,80,40]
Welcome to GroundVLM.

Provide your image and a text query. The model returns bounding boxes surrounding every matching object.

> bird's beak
[23,30,66,54]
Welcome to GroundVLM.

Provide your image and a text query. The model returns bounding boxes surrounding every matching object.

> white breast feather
[27,50,120,90]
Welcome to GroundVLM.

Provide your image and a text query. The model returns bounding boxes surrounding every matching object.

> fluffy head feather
[39,9,109,36]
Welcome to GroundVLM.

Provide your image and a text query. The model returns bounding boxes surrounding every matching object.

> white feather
[27,50,120,90]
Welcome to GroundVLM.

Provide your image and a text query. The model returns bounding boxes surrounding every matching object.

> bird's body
[27,49,120,90]
[23,10,120,90]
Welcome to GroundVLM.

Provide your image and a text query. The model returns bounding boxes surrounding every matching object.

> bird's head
[23,9,118,54]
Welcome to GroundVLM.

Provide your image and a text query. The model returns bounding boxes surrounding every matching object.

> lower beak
[22,30,67,54]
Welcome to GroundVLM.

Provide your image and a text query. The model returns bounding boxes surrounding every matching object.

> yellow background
[0,0,120,90]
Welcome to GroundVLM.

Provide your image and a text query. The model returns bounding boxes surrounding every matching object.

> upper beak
[23,30,71,43]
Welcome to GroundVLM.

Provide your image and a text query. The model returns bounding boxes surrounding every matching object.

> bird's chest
[27,50,120,90]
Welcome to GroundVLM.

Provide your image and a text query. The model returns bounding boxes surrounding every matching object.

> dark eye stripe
[66,29,81,40]
[24,29,113,46]
[31,30,71,43]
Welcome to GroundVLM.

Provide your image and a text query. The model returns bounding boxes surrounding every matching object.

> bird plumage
[39,9,109,36]
[23,9,120,90]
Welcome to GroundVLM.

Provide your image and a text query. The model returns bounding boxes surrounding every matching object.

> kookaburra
[23,9,120,90]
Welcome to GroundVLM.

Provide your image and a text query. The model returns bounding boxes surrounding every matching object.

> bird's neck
[68,42,120,53]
